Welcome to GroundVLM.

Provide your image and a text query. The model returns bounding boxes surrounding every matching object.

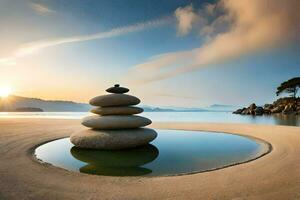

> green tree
[276,77,300,98]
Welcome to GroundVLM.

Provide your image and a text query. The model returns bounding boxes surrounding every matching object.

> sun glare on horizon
[0,86,12,98]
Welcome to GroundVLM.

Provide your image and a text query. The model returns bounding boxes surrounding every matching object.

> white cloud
[128,0,300,84]
[174,4,199,36]
[30,2,55,15]
[0,16,172,66]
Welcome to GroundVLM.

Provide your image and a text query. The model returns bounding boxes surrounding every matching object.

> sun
[0,86,12,98]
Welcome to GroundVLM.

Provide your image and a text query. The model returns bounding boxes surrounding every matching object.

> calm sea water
[35,130,267,176]
[1,111,300,126]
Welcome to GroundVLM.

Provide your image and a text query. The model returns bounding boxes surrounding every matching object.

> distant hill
[0,95,236,112]
[142,106,175,112]
[0,95,91,112]
[206,104,239,112]
[14,107,44,112]
[0,95,183,112]
[152,104,238,112]
[141,105,208,112]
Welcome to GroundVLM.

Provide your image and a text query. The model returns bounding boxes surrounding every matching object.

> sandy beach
[0,118,300,200]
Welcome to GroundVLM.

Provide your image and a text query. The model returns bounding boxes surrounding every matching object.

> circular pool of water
[34,130,270,176]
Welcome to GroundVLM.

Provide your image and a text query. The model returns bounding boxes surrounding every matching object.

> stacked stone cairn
[70,84,157,150]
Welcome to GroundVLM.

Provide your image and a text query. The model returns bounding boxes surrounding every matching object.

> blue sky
[0,0,299,107]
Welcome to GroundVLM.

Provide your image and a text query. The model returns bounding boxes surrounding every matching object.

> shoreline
[1,118,300,199]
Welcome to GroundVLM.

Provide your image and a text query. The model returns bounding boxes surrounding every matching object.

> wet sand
[0,118,300,200]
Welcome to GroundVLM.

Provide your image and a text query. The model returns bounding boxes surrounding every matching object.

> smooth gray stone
[89,94,140,107]
[91,106,143,115]
[82,115,151,129]
[106,84,129,94]
[70,128,158,150]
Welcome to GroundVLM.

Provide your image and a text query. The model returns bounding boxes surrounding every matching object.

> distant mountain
[0,95,185,112]
[141,105,208,112]
[0,95,91,112]
[148,104,237,112]
[0,95,236,112]
[14,107,44,112]
[142,106,175,112]
[206,104,239,112]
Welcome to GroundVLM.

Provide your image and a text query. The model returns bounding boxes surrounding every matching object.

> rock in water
[249,103,257,110]
[255,107,264,115]
[233,108,244,114]
[106,84,129,94]
[271,105,284,113]
[89,94,140,107]
[70,128,157,150]
[82,115,151,129]
[283,104,294,114]
[91,106,143,115]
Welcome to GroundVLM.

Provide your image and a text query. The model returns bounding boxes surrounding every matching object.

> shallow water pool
[34,130,269,176]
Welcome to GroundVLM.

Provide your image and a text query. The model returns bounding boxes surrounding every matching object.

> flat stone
[70,128,158,150]
[91,106,143,115]
[82,115,151,129]
[89,94,140,107]
[106,84,129,94]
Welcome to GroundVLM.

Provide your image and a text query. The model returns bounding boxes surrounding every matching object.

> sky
[0,0,299,107]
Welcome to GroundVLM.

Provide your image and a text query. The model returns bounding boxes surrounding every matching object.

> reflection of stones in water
[70,144,159,176]
[273,114,300,126]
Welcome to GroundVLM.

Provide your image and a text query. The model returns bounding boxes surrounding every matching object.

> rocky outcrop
[233,97,300,115]
[271,105,284,114]
[254,107,264,115]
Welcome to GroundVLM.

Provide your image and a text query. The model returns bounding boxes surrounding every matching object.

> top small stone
[106,84,129,94]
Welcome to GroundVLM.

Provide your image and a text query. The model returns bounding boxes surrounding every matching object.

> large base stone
[70,128,157,150]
